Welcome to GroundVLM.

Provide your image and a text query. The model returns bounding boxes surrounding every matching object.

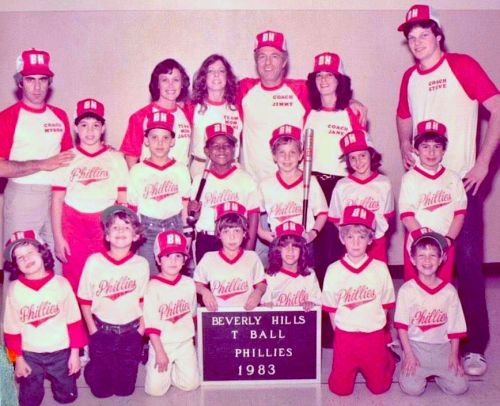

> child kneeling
[395,229,468,395]
[322,206,395,396]
[143,230,200,395]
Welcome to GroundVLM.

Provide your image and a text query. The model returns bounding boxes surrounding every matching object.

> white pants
[145,339,200,396]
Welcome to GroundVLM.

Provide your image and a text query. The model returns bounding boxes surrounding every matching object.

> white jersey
[193,249,266,308]
[261,268,321,307]
[120,102,192,166]
[259,172,328,232]
[397,53,499,177]
[191,166,260,233]
[0,101,73,185]
[190,101,242,160]
[394,278,467,344]
[399,164,467,238]
[321,255,395,332]
[128,159,190,219]
[328,172,394,238]
[239,78,309,182]
[78,251,149,325]
[52,146,128,213]
[304,107,363,176]
[143,274,197,344]
[3,273,83,353]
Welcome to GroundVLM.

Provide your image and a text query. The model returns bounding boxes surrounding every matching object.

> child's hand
[188,200,202,215]
[14,356,32,378]
[68,350,81,375]
[260,229,276,243]
[244,291,262,311]
[55,237,71,263]
[303,230,316,244]
[449,355,465,376]
[202,291,218,312]
[154,348,170,373]
[302,301,315,312]
[401,352,420,376]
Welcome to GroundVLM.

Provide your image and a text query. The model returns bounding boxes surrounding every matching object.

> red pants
[61,204,105,292]
[367,236,387,263]
[328,328,395,396]
[403,232,455,283]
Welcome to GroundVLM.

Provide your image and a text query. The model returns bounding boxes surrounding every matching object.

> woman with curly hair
[188,54,242,177]
[120,58,192,168]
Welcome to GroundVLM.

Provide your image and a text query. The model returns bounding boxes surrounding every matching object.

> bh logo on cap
[270,124,302,147]
[76,98,105,120]
[314,52,344,75]
[340,130,370,155]
[276,221,304,238]
[254,30,287,52]
[146,111,175,132]
[215,201,247,221]
[416,119,447,138]
[398,4,441,31]
[154,230,188,260]
[340,205,376,230]
[16,49,54,77]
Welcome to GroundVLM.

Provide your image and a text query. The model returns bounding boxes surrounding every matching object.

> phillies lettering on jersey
[204,189,240,207]
[337,286,376,309]
[275,290,309,306]
[158,299,191,323]
[212,278,249,300]
[70,167,109,185]
[271,201,302,223]
[95,276,137,300]
[419,190,452,211]
[143,180,179,201]
[344,196,380,212]
[20,301,60,327]
[411,309,447,331]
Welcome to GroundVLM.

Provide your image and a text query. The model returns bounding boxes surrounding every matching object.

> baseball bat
[187,159,211,227]
[302,128,314,228]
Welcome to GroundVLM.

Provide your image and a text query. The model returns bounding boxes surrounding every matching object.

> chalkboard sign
[197,307,321,385]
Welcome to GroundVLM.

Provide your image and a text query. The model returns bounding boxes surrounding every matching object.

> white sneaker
[80,345,90,367]
[463,352,487,376]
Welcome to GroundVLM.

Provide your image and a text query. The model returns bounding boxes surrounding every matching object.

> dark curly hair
[343,147,383,175]
[192,54,238,110]
[4,242,54,281]
[267,235,312,276]
[403,20,446,51]
[307,71,352,111]
[149,58,190,102]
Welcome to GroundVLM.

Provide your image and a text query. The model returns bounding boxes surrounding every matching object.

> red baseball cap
[254,30,287,52]
[146,111,175,134]
[340,129,372,155]
[416,119,447,138]
[276,221,304,239]
[313,52,345,75]
[340,205,376,231]
[205,123,237,145]
[398,4,441,32]
[76,98,105,121]
[154,230,188,260]
[215,201,247,221]
[16,49,54,77]
[4,230,44,262]
[269,124,302,148]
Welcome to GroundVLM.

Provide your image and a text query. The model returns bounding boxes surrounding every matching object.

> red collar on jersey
[414,165,445,180]
[340,255,373,274]
[152,273,182,286]
[77,144,108,158]
[218,248,244,264]
[20,101,47,113]
[414,276,448,295]
[348,171,379,185]
[143,159,176,171]
[102,250,135,265]
[276,172,303,189]
[151,102,177,113]
[209,165,237,179]
[260,81,285,91]
[279,268,300,278]
[416,53,447,75]
[207,98,226,106]
[18,271,54,291]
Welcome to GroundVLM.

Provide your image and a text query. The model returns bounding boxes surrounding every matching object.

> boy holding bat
[258,124,328,245]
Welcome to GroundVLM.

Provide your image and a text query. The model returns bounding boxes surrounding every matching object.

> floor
[6,277,500,406]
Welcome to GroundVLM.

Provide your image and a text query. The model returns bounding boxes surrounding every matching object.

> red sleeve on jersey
[285,79,311,122]
[400,212,415,220]
[322,305,337,313]
[0,103,22,159]
[237,78,260,123]
[448,332,467,339]
[447,53,499,103]
[183,101,195,125]
[382,302,395,309]
[328,216,340,224]
[346,107,366,131]
[454,209,467,216]
[145,327,161,336]
[52,186,66,191]
[77,297,92,305]
[49,105,73,151]
[384,211,395,219]
[67,320,87,348]
[394,322,409,330]
[397,65,418,119]
[118,186,127,192]
[4,333,23,355]
[120,105,149,158]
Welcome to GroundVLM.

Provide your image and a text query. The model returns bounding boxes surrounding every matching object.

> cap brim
[413,232,448,252]
[206,133,237,146]
[101,205,138,224]
[20,68,54,77]
[4,238,41,262]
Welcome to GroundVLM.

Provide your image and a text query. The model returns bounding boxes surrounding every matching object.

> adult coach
[0,49,74,276]
[239,30,366,183]
[396,5,500,376]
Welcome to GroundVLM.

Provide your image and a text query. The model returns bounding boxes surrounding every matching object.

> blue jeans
[455,189,489,354]
[19,349,77,406]
[139,213,183,275]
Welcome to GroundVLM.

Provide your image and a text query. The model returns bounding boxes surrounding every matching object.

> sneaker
[79,346,90,367]
[463,352,487,376]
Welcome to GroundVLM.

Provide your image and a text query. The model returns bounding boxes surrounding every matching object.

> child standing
[322,206,395,396]
[143,230,200,396]
[261,221,321,310]
[399,120,467,282]
[189,123,260,263]
[328,129,394,263]
[78,205,149,398]
[3,230,86,406]
[51,98,128,291]
[194,201,266,311]
[395,230,468,395]
[127,111,191,274]
[258,124,328,244]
